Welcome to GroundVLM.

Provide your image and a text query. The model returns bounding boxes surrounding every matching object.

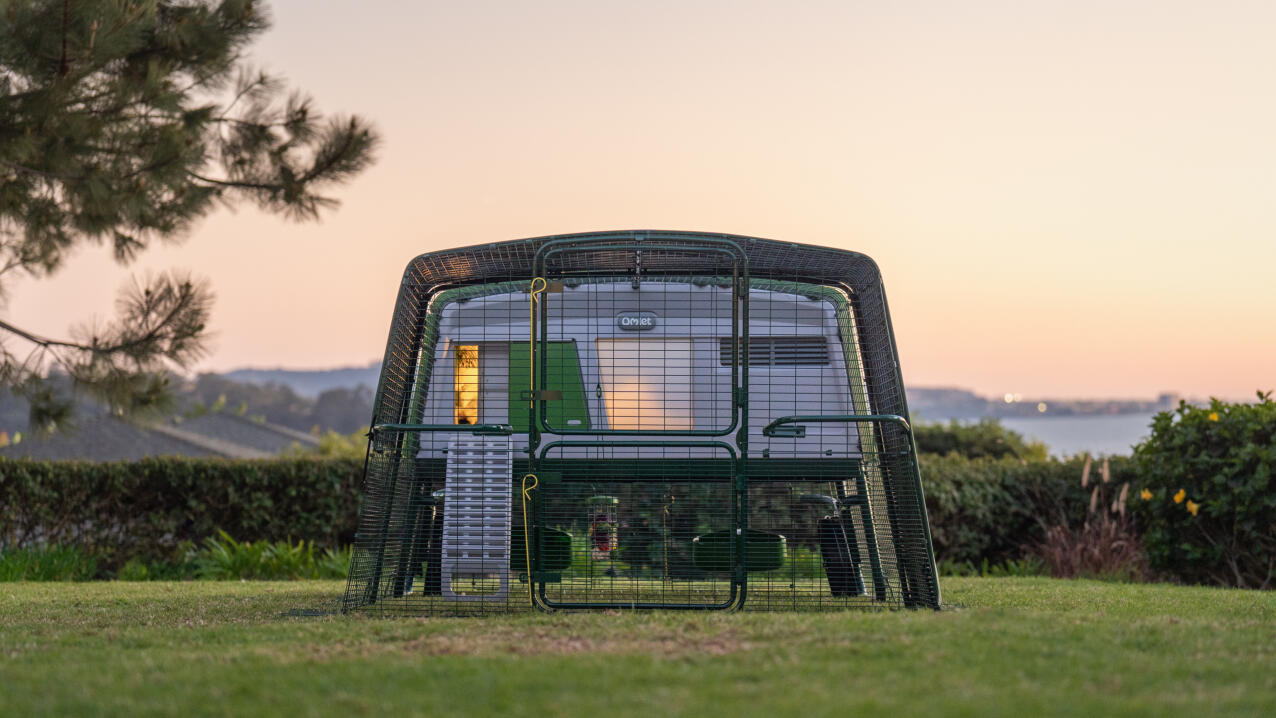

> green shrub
[936,557,1046,578]
[921,453,1134,566]
[194,531,351,580]
[1132,393,1276,589]
[0,545,97,581]
[914,419,1048,461]
[0,457,363,575]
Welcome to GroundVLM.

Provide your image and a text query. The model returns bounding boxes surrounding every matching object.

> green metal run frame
[341,230,942,615]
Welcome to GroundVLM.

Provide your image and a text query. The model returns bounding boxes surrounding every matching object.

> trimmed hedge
[0,452,1146,581]
[914,420,1049,461]
[921,454,1135,566]
[0,457,362,572]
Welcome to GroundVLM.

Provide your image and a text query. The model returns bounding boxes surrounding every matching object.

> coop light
[454,344,479,425]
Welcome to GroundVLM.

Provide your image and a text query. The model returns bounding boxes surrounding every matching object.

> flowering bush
[1132,392,1276,589]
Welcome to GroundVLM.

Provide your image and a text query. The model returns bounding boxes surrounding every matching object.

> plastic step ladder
[440,437,513,602]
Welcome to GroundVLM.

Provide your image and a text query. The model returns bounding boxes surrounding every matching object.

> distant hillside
[0,371,374,438]
[907,386,1180,421]
[223,361,380,398]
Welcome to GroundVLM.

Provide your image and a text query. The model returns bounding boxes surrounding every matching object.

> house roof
[0,412,319,461]
[173,413,319,454]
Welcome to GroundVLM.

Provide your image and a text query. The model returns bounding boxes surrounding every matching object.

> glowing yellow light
[1004,393,1014,403]
[454,344,479,425]
[596,339,693,431]
[1037,402,1047,413]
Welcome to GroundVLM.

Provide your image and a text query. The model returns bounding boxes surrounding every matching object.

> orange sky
[5,1,1274,400]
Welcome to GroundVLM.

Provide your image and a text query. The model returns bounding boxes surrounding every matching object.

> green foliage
[922,453,1133,566]
[116,540,200,580]
[914,419,1048,461]
[936,557,1047,578]
[785,544,830,579]
[0,456,362,575]
[187,375,374,434]
[1132,393,1276,589]
[193,531,349,580]
[0,544,97,581]
[0,0,377,423]
[286,427,369,459]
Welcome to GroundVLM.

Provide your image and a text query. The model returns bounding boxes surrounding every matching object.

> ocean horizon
[997,412,1158,457]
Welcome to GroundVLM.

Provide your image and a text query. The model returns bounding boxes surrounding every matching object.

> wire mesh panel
[532,240,746,438]
[342,230,940,616]
[532,443,740,609]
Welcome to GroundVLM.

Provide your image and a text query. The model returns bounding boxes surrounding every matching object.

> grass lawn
[1,578,1273,717]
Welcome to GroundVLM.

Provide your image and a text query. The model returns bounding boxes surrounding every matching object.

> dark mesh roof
[401,230,883,294]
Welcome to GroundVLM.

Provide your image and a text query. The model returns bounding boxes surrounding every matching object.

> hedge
[914,419,1049,462]
[0,457,363,572]
[921,453,1135,566]
[3,452,1118,577]
[8,442,1266,588]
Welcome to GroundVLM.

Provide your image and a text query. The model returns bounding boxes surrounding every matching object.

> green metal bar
[761,414,912,437]
[537,440,738,461]
[371,423,514,435]
[403,457,859,481]
[533,238,749,271]
[528,278,546,611]
[534,590,739,611]
[854,467,888,601]
[734,267,750,612]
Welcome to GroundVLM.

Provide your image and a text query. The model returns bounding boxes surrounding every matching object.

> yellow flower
[1186,500,1200,516]
[1173,488,1186,504]
[1140,488,1153,500]
[1208,412,1219,421]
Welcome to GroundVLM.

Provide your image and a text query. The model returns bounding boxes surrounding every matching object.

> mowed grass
[1,578,1273,717]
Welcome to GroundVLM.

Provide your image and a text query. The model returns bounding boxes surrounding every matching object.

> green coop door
[508,342,591,432]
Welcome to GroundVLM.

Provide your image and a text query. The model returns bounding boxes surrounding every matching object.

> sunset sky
[6,1,1275,400]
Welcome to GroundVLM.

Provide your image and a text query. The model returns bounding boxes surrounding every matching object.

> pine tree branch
[0,318,85,351]
[185,172,276,191]
[58,0,71,78]
[0,0,376,423]
[0,159,77,181]
[0,285,200,359]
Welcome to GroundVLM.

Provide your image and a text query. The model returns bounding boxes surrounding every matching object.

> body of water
[999,413,1158,457]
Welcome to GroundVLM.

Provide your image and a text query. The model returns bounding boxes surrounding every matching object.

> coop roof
[401,230,885,295]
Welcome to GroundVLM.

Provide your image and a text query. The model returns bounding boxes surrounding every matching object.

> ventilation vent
[719,337,829,366]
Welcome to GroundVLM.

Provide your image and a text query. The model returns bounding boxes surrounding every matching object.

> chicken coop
[341,231,940,614]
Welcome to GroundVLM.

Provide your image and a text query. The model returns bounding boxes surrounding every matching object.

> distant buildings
[908,387,1187,422]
